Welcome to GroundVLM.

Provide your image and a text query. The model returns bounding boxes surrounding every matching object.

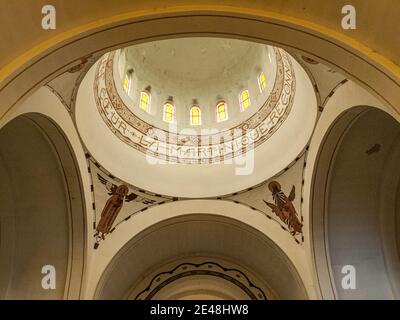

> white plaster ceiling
[292,54,347,109]
[95,214,308,300]
[124,38,258,84]
[118,38,276,131]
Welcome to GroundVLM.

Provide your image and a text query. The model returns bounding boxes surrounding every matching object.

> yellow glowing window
[190,106,201,125]
[163,103,175,123]
[240,90,251,111]
[216,102,228,122]
[258,71,266,92]
[123,74,132,94]
[139,91,150,112]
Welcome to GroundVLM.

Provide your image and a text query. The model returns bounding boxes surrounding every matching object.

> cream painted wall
[379,136,400,298]
[302,80,400,299]
[0,116,70,299]
[0,87,93,298]
[326,109,400,299]
[0,1,399,70]
[84,199,318,299]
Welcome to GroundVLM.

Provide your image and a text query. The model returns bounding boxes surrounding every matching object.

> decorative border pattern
[94,48,296,164]
[86,150,306,246]
[134,261,267,300]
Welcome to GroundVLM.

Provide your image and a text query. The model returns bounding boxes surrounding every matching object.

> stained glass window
[240,90,251,111]
[190,106,201,125]
[258,71,266,92]
[163,103,175,123]
[216,102,228,122]
[139,91,150,112]
[123,74,132,94]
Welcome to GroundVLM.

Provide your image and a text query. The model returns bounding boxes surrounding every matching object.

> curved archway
[0,113,86,299]
[311,107,400,299]
[95,214,308,300]
[0,5,399,124]
[1,3,399,301]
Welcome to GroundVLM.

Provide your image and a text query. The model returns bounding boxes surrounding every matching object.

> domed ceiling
[116,38,278,133]
[76,37,317,197]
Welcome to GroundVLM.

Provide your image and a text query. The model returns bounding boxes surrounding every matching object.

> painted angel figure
[97,173,140,202]
[264,181,303,235]
[95,184,129,241]
[97,173,156,204]
[94,174,156,248]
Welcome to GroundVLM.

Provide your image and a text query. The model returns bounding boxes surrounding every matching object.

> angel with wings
[264,181,303,235]
[94,174,155,248]
[97,174,156,204]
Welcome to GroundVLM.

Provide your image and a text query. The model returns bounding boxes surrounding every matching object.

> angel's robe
[281,198,302,235]
[96,194,124,234]
[265,187,303,235]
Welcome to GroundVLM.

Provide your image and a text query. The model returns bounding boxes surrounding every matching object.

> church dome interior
[75,38,317,197]
[116,38,277,131]
[0,1,399,302]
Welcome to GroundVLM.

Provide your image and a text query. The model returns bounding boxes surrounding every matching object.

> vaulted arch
[0,113,87,299]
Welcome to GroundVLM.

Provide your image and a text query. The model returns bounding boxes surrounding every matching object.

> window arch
[139,91,151,112]
[163,103,175,123]
[216,102,228,122]
[190,106,201,125]
[123,73,132,95]
[239,90,251,111]
[258,71,266,92]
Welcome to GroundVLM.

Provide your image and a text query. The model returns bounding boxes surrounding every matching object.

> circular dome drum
[115,38,278,133]
[75,38,317,197]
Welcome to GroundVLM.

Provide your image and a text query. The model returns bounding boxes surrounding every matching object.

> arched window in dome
[139,91,151,112]
[163,103,175,123]
[216,102,228,122]
[123,73,132,95]
[190,106,201,126]
[258,71,266,92]
[239,90,251,111]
